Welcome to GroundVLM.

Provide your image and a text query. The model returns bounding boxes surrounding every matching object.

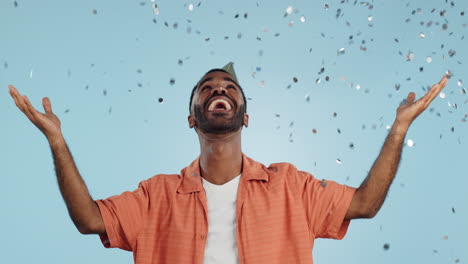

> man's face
[189,71,248,135]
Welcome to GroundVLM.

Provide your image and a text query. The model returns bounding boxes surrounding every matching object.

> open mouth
[207,97,233,112]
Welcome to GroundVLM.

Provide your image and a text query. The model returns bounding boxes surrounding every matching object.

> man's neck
[198,130,243,185]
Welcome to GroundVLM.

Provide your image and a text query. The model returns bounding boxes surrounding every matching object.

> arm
[345,122,408,219]
[49,135,105,234]
[8,85,105,235]
[345,74,449,219]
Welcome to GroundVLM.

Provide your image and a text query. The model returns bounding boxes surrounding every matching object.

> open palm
[8,85,62,140]
[395,73,449,127]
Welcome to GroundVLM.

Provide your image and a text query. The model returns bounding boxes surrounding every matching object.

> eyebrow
[197,77,239,91]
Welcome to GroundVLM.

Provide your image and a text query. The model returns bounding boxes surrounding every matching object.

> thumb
[407,92,416,103]
[42,97,53,114]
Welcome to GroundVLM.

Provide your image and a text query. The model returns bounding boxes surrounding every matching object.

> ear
[188,114,196,128]
[243,113,249,127]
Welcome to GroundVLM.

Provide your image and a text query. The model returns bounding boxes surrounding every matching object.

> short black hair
[189,68,247,113]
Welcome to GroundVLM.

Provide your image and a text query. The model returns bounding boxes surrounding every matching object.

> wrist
[390,120,409,136]
[47,134,66,148]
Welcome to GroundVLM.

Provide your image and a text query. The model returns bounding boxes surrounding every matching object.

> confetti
[337,47,345,56]
[152,4,159,15]
[406,51,414,61]
[285,6,293,16]
[188,3,194,11]
[448,49,456,57]
[457,80,462,87]
[367,15,373,22]
[407,139,414,147]
[383,243,390,250]
[320,179,327,187]
[439,92,446,99]
[293,77,298,83]
[312,129,317,134]
[92,9,97,15]
[300,16,306,23]
[426,56,432,63]
[169,78,175,85]
[336,159,342,164]
[14,1,18,7]
[158,97,164,103]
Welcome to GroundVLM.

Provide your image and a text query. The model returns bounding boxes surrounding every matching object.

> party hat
[222,62,238,83]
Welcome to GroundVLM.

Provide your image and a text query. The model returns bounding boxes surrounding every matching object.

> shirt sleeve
[95,179,150,251]
[295,170,356,239]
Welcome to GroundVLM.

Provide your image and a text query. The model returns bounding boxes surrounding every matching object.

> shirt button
[200,235,206,240]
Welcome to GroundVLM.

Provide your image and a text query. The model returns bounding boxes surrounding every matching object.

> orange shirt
[96,152,356,264]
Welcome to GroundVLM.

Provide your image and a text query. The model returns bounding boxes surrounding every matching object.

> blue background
[1,0,466,263]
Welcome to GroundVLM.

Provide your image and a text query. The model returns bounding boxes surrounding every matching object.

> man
[8,62,448,264]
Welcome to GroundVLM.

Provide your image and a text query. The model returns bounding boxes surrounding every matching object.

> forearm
[48,135,102,234]
[358,121,409,217]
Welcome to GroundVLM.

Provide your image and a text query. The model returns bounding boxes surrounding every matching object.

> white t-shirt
[201,174,242,264]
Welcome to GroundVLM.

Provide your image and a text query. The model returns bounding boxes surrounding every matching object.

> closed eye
[202,85,212,91]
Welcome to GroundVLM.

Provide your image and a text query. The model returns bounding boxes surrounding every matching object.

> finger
[407,92,416,103]
[22,95,42,118]
[21,95,36,119]
[42,97,53,114]
[439,73,449,87]
[9,85,29,113]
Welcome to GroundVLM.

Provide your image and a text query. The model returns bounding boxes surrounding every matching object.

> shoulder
[139,173,181,189]
[267,161,302,175]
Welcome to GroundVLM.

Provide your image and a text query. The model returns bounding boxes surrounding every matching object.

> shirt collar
[176,152,269,194]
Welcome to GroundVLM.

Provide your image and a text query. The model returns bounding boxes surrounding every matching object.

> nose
[212,86,227,95]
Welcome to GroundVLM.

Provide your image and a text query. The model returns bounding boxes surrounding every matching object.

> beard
[193,103,245,135]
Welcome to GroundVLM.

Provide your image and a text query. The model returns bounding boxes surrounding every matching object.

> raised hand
[8,85,62,140]
[395,73,449,128]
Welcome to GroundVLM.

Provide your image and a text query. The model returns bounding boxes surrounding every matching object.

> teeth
[208,99,231,111]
